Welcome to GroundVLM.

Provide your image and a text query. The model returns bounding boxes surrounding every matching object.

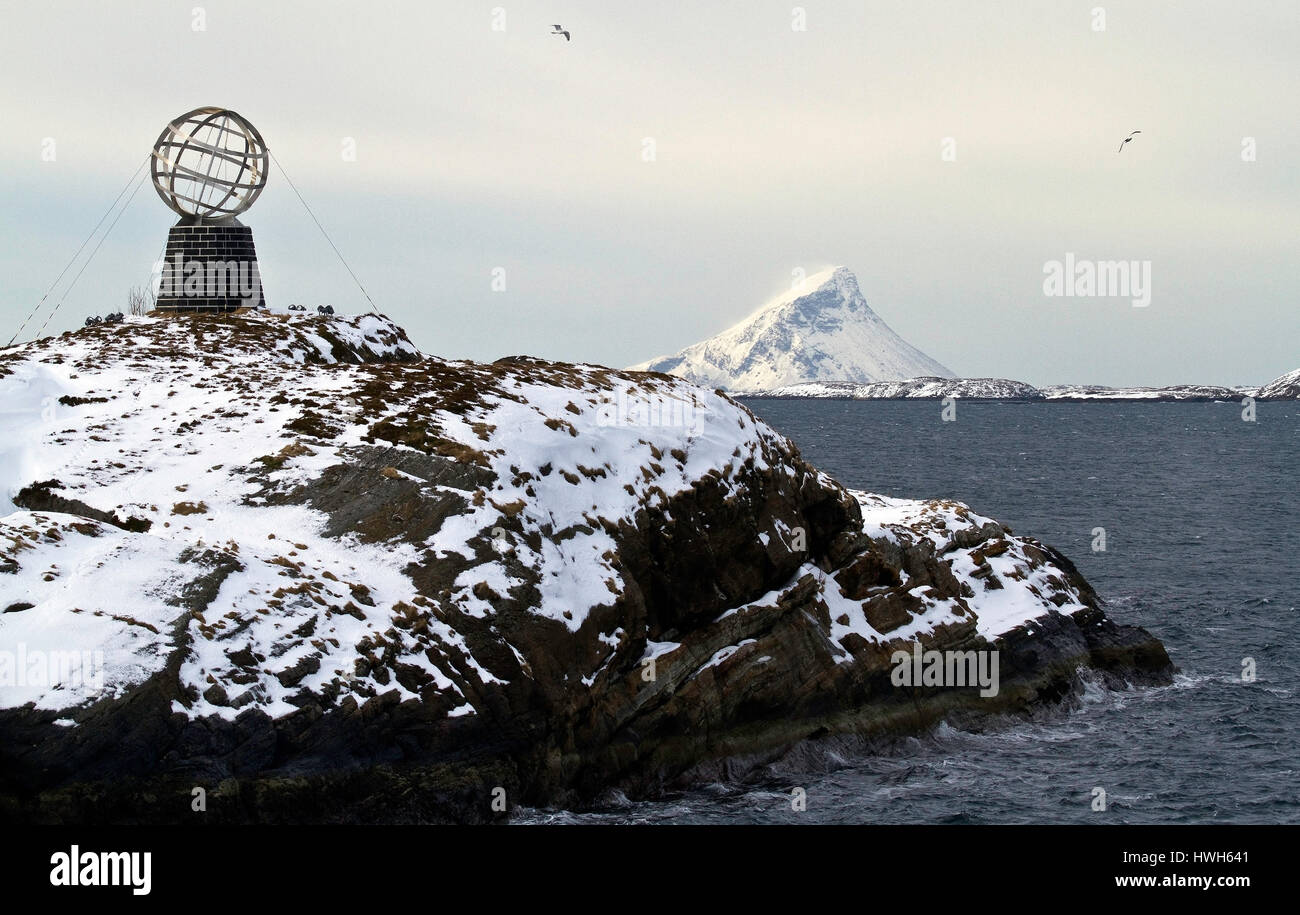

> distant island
[740,377,1297,402]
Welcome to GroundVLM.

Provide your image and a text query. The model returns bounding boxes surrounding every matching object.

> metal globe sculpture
[152,107,270,312]
[151,107,268,220]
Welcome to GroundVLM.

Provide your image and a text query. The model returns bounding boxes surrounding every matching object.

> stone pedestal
[155,217,266,312]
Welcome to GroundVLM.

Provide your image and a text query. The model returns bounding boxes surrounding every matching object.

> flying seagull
[1117,130,1141,153]
[551,24,570,41]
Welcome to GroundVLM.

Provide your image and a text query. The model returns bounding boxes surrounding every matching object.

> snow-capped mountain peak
[629,266,954,391]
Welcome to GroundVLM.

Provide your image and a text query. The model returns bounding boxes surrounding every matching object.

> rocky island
[0,313,1172,823]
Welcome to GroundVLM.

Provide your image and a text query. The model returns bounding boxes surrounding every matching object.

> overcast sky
[1,0,1296,385]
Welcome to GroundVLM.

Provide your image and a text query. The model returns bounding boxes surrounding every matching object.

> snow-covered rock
[629,267,954,391]
[747,377,1044,400]
[0,312,1169,822]
[742,378,1263,402]
[1041,384,1251,401]
[1256,368,1300,400]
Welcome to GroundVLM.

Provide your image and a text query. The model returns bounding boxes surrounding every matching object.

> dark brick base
[155,220,266,312]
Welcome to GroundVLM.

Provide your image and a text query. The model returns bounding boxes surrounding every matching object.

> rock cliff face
[0,312,1171,823]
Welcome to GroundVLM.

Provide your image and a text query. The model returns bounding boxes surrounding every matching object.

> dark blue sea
[516,400,1299,824]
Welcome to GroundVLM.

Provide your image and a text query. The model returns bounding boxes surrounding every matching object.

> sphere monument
[152,107,269,312]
